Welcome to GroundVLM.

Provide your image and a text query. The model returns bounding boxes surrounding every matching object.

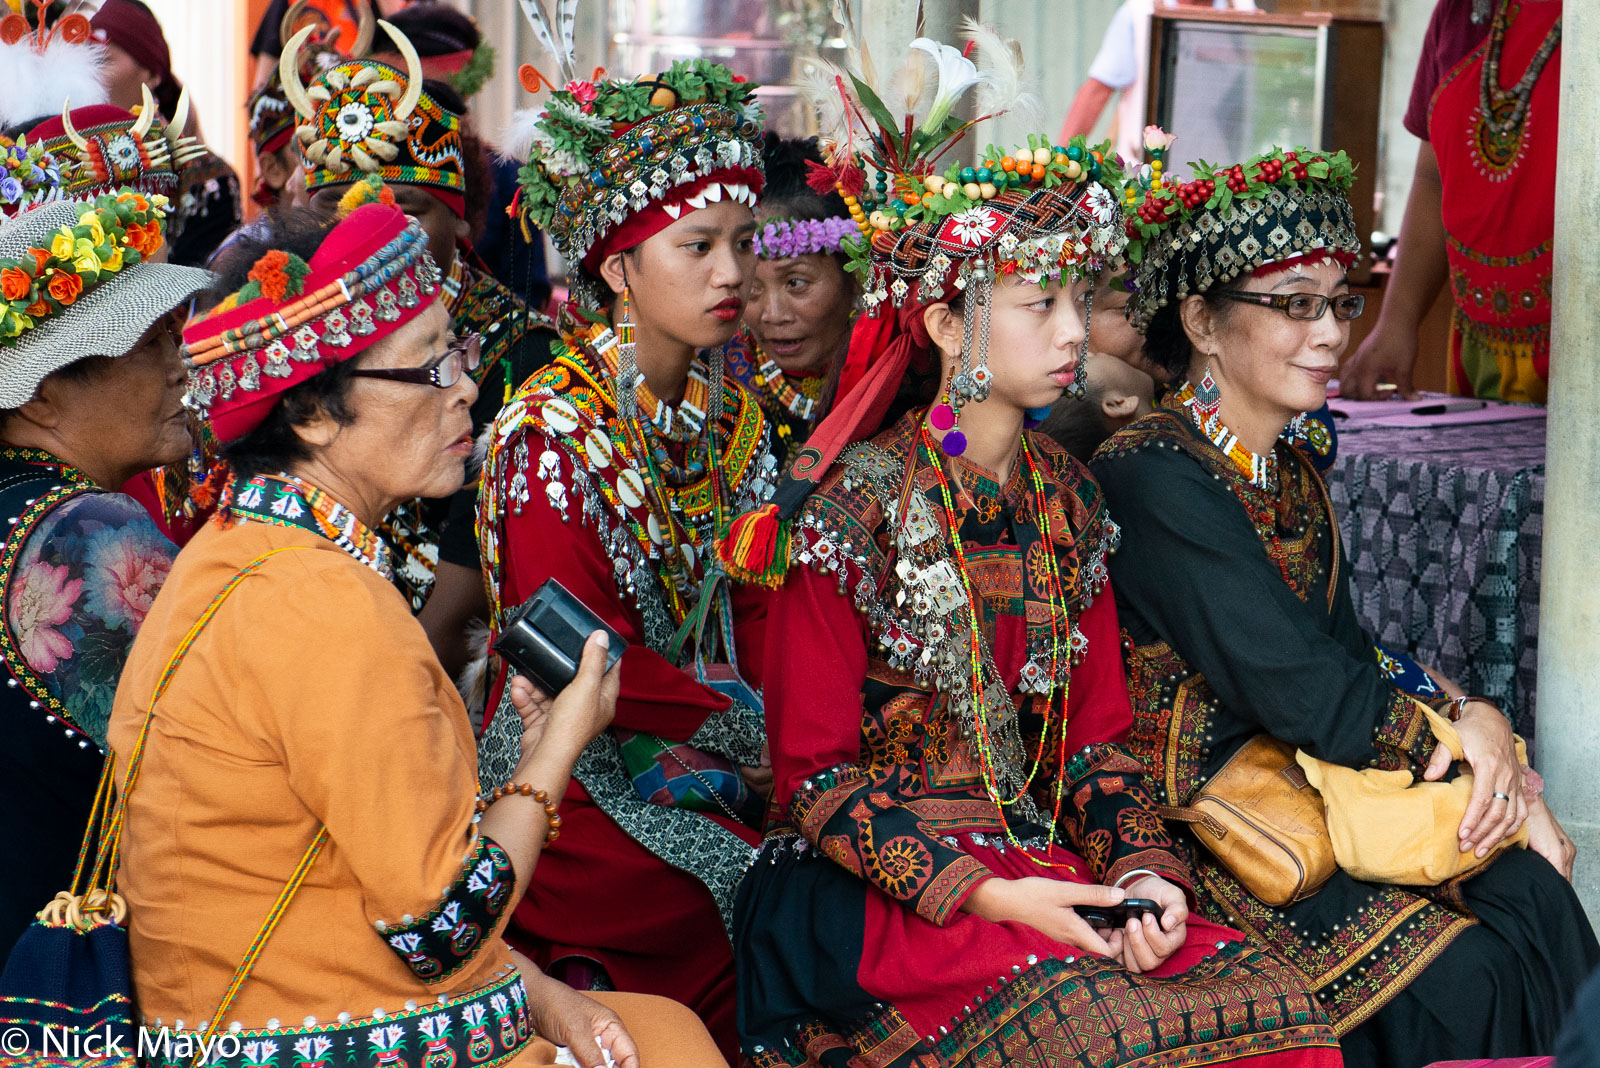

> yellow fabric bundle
[1296,702,1528,886]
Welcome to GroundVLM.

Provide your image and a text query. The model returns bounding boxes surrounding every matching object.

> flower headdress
[504,0,765,307]
[0,190,168,346]
[30,87,208,205]
[0,136,66,220]
[1119,133,1360,333]
[719,20,1128,585]
[0,191,211,408]
[753,216,858,260]
[280,17,469,217]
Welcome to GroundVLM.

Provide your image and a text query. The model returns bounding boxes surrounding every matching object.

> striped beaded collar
[225,472,393,579]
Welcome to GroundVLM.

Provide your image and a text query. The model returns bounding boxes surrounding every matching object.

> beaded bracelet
[475,783,563,844]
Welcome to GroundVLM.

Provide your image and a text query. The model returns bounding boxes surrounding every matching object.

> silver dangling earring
[1066,278,1093,400]
[615,260,640,422]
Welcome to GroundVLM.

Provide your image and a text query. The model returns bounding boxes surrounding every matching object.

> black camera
[493,579,627,694]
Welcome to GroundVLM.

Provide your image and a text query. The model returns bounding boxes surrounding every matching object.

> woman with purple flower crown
[717,23,1340,1068]
[737,134,860,465]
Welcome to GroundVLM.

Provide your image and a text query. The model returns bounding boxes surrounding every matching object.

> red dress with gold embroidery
[1429,0,1560,401]
[733,410,1340,1068]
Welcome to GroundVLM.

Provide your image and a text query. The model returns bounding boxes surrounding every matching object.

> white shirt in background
[1086,0,1255,165]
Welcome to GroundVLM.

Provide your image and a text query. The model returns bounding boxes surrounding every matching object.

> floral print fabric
[7,491,176,747]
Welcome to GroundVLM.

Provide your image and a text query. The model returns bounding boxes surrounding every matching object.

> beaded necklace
[1165,389,1308,594]
[441,253,467,307]
[1479,0,1562,140]
[558,329,732,622]
[582,319,720,480]
[1171,379,1277,490]
[751,351,820,423]
[227,473,394,579]
[917,427,1072,864]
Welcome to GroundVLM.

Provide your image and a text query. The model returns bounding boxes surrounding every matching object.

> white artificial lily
[910,37,993,134]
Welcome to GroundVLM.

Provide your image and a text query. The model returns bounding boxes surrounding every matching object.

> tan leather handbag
[1159,735,1336,908]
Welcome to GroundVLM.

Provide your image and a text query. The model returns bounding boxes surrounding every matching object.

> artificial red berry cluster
[1253,157,1285,183]
[1136,191,1178,223]
[1224,165,1249,194]
[1284,151,1311,181]
[1176,178,1215,209]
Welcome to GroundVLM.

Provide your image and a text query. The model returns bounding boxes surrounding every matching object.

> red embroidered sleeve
[769,567,993,926]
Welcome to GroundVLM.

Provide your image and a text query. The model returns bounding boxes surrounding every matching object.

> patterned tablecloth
[1324,416,1546,737]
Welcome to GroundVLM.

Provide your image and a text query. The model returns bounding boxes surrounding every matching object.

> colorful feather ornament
[517,0,577,86]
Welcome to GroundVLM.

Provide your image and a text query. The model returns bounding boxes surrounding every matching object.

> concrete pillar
[1536,0,1600,924]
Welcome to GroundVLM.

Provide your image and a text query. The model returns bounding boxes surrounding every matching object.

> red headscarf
[90,0,184,121]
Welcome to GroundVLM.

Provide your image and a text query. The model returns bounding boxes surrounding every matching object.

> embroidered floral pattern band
[372,834,515,984]
[142,967,534,1068]
[0,191,168,344]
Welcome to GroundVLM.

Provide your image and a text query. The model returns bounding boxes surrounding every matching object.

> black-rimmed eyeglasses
[350,333,483,389]
[1214,291,1366,322]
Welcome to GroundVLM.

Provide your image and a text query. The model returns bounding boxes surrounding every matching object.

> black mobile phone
[1079,898,1163,929]
[493,579,627,694]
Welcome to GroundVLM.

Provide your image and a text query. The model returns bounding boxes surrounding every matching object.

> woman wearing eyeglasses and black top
[1090,148,1596,1067]
[107,204,724,1068]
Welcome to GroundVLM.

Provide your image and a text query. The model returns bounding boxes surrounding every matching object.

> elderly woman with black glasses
[106,205,727,1068]
[1090,148,1595,1068]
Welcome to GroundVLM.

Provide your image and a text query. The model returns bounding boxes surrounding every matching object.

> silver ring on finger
[1493,792,1511,802]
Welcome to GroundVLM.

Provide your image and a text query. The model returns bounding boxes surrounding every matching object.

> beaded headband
[182,202,442,442]
[282,21,468,215]
[1120,137,1361,333]
[31,89,209,206]
[753,216,856,260]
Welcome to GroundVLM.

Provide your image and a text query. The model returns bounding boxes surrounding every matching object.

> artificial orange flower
[25,298,50,316]
[0,267,31,303]
[46,270,83,305]
[248,249,292,302]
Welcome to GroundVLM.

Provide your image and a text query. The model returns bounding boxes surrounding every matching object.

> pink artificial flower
[1143,126,1177,153]
[10,561,80,674]
[565,80,599,113]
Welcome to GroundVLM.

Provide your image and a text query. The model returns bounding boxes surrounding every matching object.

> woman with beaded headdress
[1090,143,1595,1066]
[107,200,725,1068]
[719,24,1340,1068]
[473,4,779,1058]
[277,16,558,620]
[737,134,858,467]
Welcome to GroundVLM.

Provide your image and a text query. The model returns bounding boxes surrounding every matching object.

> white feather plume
[888,46,933,127]
[796,57,857,147]
[557,0,579,68]
[830,0,878,98]
[0,36,108,130]
[962,17,1038,125]
[499,107,548,163]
